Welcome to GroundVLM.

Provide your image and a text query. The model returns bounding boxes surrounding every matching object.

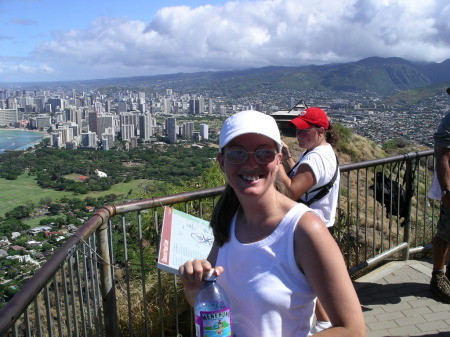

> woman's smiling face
[218,133,281,198]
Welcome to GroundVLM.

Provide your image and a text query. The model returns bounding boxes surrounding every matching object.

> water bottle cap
[204,269,217,281]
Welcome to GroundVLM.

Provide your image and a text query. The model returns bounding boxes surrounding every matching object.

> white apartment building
[0,108,18,126]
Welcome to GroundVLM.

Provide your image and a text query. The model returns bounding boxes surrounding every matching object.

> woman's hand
[281,140,291,158]
[179,259,224,306]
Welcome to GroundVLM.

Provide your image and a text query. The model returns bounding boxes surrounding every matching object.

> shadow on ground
[355,281,445,310]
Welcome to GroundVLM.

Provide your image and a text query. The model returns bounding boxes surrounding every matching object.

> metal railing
[0,149,437,337]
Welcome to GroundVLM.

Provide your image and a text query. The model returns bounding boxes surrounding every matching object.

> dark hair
[210,184,240,247]
[210,174,290,247]
[325,123,339,148]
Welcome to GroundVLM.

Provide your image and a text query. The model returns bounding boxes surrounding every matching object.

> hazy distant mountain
[4,57,450,96]
[414,59,450,84]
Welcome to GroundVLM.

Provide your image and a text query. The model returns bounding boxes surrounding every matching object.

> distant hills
[4,57,450,98]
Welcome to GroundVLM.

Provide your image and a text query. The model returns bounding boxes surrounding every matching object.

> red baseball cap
[288,107,329,130]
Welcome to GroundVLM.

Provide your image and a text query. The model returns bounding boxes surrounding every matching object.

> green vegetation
[0,144,218,193]
[0,172,151,218]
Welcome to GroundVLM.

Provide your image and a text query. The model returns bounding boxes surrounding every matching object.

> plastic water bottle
[194,269,232,337]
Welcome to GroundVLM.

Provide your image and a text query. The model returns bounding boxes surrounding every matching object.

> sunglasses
[224,149,278,165]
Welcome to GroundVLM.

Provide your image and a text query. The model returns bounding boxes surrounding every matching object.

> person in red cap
[278,107,340,333]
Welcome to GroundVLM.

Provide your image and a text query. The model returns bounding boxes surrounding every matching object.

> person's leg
[432,234,450,272]
[446,255,450,279]
[430,206,450,303]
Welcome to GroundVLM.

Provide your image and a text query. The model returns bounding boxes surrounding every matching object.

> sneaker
[310,320,332,334]
[430,271,450,303]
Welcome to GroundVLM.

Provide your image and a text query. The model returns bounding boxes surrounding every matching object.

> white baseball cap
[219,110,282,152]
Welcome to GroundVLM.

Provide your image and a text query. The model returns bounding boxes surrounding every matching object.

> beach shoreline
[0,128,47,154]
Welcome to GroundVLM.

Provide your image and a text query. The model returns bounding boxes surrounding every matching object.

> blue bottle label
[195,307,232,337]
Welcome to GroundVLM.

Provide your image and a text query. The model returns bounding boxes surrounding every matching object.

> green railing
[0,149,437,337]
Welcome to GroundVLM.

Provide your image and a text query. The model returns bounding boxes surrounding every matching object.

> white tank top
[216,203,316,337]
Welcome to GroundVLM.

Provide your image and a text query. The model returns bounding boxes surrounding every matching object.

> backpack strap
[299,155,339,206]
[287,150,309,178]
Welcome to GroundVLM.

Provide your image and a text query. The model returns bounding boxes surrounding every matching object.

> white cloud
[0,60,55,76]
[16,0,450,80]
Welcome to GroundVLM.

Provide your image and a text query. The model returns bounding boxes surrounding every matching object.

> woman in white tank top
[179,110,365,337]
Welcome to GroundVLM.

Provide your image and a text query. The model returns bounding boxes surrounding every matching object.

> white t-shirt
[289,144,339,227]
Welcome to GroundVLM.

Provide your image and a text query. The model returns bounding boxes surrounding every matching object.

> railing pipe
[111,186,225,215]
[339,149,434,172]
[95,211,118,337]
[348,242,409,275]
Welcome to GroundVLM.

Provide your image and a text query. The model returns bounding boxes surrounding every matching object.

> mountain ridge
[3,57,450,97]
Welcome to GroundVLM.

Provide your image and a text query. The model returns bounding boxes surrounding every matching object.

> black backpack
[370,171,407,218]
[370,160,416,221]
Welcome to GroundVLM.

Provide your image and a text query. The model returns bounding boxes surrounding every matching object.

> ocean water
[0,129,45,154]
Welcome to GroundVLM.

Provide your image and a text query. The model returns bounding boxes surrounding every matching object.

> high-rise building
[101,138,109,151]
[199,124,209,140]
[189,97,204,115]
[97,115,114,136]
[0,108,18,126]
[119,111,137,136]
[88,111,98,135]
[32,115,51,130]
[47,98,66,112]
[50,132,62,148]
[103,128,115,148]
[121,124,134,141]
[81,131,97,148]
[167,117,177,144]
[6,98,16,110]
[117,101,127,113]
[56,126,74,145]
[208,98,213,114]
[182,122,194,139]
[139,113,153,141]
[105,100,111,113]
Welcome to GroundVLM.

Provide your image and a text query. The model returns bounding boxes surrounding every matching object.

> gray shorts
[437,204,450,242]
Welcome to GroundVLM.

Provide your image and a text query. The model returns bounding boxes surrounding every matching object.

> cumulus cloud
[28,0,450,80]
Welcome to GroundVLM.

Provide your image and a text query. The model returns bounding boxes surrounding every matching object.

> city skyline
[1,0,450,83]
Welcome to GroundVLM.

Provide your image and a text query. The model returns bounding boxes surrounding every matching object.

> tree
[48,203,62,215]
[5,205,32,220]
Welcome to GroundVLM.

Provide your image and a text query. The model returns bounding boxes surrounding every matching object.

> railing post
[401,154,415,260]
[97,218,118,336]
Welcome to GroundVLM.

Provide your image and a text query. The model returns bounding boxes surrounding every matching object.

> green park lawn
[0,173,152,218]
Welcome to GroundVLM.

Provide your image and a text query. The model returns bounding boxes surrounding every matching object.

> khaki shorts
[437,204,450,242]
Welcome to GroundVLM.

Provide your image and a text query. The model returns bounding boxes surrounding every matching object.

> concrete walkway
[354,258,450,337]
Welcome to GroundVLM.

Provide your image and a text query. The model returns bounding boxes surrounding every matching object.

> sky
[1,0,450,83]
